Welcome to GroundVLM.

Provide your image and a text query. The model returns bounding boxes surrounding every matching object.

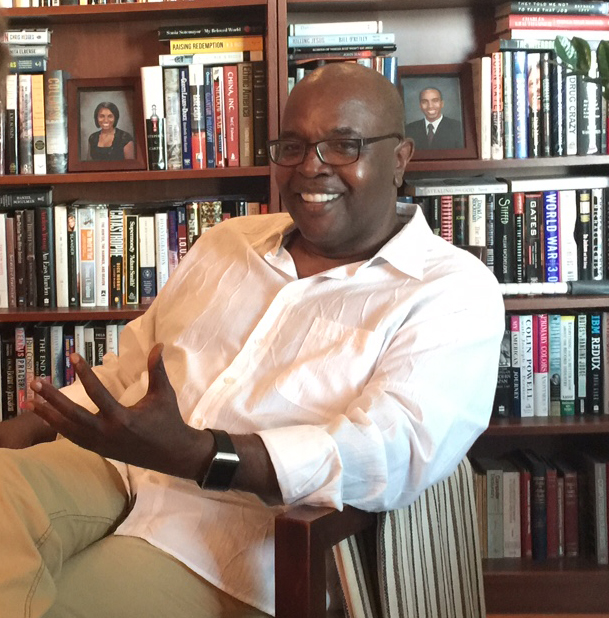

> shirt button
[224,376,236,385]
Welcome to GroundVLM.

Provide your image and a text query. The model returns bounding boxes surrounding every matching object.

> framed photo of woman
[67,77,146,172]
[399,64,478,161]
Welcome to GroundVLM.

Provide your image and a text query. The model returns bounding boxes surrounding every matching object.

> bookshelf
[276,0,609,614]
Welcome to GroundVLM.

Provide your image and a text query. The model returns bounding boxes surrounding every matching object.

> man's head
[419,87,444,123]
[273,63,413,260]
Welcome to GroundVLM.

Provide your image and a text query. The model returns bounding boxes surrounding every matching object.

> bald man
[0,63,503,617]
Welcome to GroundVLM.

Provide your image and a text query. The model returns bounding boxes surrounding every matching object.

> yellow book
[31,73,46,175]
[170,36,264,55]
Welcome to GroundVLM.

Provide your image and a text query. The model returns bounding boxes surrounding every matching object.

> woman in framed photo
[88,101,135,162]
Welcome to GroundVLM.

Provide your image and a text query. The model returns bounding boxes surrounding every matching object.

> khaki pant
[0,440,269,618]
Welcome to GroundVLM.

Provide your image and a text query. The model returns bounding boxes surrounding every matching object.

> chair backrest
[333,458,486,618]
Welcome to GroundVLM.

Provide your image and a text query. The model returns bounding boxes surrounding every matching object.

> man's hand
[0,411,58,449]
[25,343,211,481]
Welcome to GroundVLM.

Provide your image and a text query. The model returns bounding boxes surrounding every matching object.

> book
[587,312,603,414]
[453,195,468,246]
[524,192,543,282]
[141,65,168,171]
[158,24,265,40]
[138,215,156,305]
[31,73,46,175]
[35,205,56,308]
[188,64,206,169]
[9,57,47,74]
[577,54,602,155]
[501,460,522,558]
[5,216,17,309]
[486,38,564,52]
[533,313,549,417]
[503,175,609,192]
[3,28,52,44]
[77,205,96,308]
[498,27,609,39]
[591,188,604,280]
[559,189,579,282]
[520,314,535,417]
[176,205,188,262]
[163,67,183,171]
[495,1,609,16]
[124,212,139,306]
[548,314,562,417]
[44,70,69,174]
[14,210,26,308]
[404,177,508,196]
[66,204,79,307]
[238,62,254,167]
[2,339,17,420]
[491,51,504,160]
[14,326,27,412]
[579,451,608,565]
[0,187,53,208]
[288,20,383,36]
[471,457,504,558]
[203,66,216,168]
[4,74,18,175]
[496,13,609,30]
[169,36,264,55]
[212,66,226,168]
[512,51,529,159]
[470,56,492,161]
[288,32,395,46]
[178,66,193,170]
[252,61,268,166]
[54,204,69,308]
[289,43,397,55]
[513,192,526,283]
[94,205,109,307]
[467,194,486,246]
[543,191,560,282]
[510,314,523,417]
[576,188,593,280]
[0,214,8,309]
[526,52,541,158]
[158,51,265,66]
[560,315,576,415]
[540,51,552,157]
[223,65,240,167]
[154,211,170,294]
[109,206,124,308]
[554,458,579,557]
[494,315,513,417]
[494,193,515,283]
[18,73,34,175]
[565,69,578,155]
[576,313,587,415]
[551,56,566,157]
[24,209,37,308]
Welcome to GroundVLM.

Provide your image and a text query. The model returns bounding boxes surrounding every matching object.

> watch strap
[200,429,240,492]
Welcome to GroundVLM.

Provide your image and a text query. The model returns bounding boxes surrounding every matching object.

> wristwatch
[199,429,240,491]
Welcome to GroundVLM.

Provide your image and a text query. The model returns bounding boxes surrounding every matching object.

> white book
[558,190,579,282]
[77,205,96,307]
[288,32,395,46]
[141,65,166,119]
[289,20,382,36]
[54,204,69,308]
[0,214,8,309]
[154,211,170,293]
[502,461,521,558]
[506,175,609,192]
[469,56,492,161]
[84,326,95,367]
[163,67,183,170]
[50,324,63,389]
[519,315,535,418]
[138,215,156,304]
[467,195,486,246]
[74,324,85,359]
[105,323,119,357]
[404,176,508,197]
[94,205,109,307]
[576,313,587,415]
[560,315,576,415]
[3,29,52,44]
[158,51,264,66]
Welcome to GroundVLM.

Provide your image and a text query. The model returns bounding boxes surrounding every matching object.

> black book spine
[35,205,56,308]
[109,207,124,308]
[524,192,543,282]
[493,314,513,417]
[514,192,525,283]
[540,52,552,157]
[2,339,16,420]
[0,187,53,208]
[146,116,167,171]
[252,61,268,166]
[576,188,593,280]
[178,67,193,170]
[93,326,106,366]
[34,324,51,383]
[494,193,515,283]
[5,108,18,174]
[452,194,468,247]
[551,56,566,156]
[485,194,496,272]
[587,312,603,414]
[24,209,37,308]
[14,209,26,308]
[125,214,139,306]
[527,52,541,158]
[67,205,79,307]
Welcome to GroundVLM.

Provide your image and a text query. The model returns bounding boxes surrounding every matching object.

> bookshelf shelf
[0,307,146,323]
[485,415,609,437]
[504,295,609,312]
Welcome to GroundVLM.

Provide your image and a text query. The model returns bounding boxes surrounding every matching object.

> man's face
[274,80,411,258]
[419,88,444,123]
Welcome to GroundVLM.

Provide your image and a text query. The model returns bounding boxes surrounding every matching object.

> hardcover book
[237,62,254,167]
[77,205,96,308]
[141,66,168,171]
[178,66,193,169]
[109,206,125,308]
[35,205,56,308]
[163,67,183,170]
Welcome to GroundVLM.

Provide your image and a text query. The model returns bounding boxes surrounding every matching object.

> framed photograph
[67,77,146,172]
[398,64,477,161]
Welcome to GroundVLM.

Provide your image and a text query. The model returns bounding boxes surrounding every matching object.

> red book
[440,195,453,244]
[512,456,533,558]
[223,65,240,167]
[497,13,609,30]
[555,460,579,557]
[212,66,226,168]
[542,456,559,558]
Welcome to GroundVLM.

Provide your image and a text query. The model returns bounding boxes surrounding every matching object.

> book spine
[24,209,37,308]
[159,24,265,40]
[290,20,382,36]
[560,315,576,416]
[169,35,264,55]
[109,207,124,308]
[95,205,109,307]
[43,70,68,173]
[511,314,522,417]
[83,326,94,367]
[186,201,200,248]
[223,65,240,167]
[503,468,522,557]
[577,54,602,155]
[124,213,139,306]
[154,211,170,294]
[203,66,216,168]
[0,214,8,309]
[176,205,188,262]
[557,472,565,556]
[562,469,579,557]
[591,187,604,280]
[514,192,526,283]
[163,67,183,170]
[558,190,579,281]
[237,62,254,167]
[494,193,515,283]
[66,205,79,307]
[513,51,529,159]
[487,467,504,558]
[9,57,47,74]
[540,51,552,157]
[524,192,543,282]
[493,315,513,417]
[5,74,18,175]
[252,61,268,166]
[105,323,118,357]
[544,462,559,558]
[527,52,541,158]
[551,56,566,156]
[5,216,17,309]
[78,206,96,307]
[467,194,486,246]
[498,1,609,15]
[31,73,46,175]
[141,65,168,171]
[188,64,206,170]
[533,313,550,416]
[167,208,179,276]
[54,204,69,308]
[520,314,535,417]
[576,188,593,280]
[14,326,27,412]
[14,210,26,308]
[93,326,106,366]
[576,313,588,415]
[4,29,52,44]
[212,66,226,167]
[565,72,578,155]
[178,66,193,169]
[138,215,156,305]
[543,190,560,282]
[503,13,609,29]
[18,74,34,175]
[587,312,603,414]
[33,324,50,386]
[0,188,53,208]
[548,314,562,417]
[491,52,504,160]
[158,50,265,66]
[63,331,75,386]
[502,51,515,158]
[35,205,56,308]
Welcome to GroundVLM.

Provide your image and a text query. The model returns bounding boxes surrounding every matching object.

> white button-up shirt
[61,204,504,615]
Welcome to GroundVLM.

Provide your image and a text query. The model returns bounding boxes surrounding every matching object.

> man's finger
[25,397,97,441]
[30,379,100,427]
[146,344,173,395]
[70,353,121,416]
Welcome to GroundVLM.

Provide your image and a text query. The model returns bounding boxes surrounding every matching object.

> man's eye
[329,140,358,154]
[281,142,303,155]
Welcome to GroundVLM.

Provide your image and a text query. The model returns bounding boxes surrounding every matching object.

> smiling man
[0,63,503,618]
[405,86,464,150]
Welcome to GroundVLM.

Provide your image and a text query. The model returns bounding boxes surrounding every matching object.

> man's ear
[393,137,414,187]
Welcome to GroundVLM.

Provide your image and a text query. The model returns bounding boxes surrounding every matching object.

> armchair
[275,457,485,618]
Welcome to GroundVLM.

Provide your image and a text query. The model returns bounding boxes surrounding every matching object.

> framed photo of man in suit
[399,64,478,161]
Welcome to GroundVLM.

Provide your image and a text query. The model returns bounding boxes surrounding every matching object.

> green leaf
[597,41,609,100]
[554,35,579,69]
[571,37,592,74]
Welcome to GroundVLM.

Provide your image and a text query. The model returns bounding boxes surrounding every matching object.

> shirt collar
[428,115,444,131]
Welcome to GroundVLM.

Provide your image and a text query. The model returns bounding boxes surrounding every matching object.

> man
[0,63,504,617]
[405,86,464,150]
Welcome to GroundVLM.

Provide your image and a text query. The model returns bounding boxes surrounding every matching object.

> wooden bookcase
[276,0,609,614]
[3,0,609,612]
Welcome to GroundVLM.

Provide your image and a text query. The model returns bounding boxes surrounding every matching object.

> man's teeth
[300,193,339,203]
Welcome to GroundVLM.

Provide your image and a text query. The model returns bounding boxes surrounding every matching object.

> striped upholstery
[333,458,486,618]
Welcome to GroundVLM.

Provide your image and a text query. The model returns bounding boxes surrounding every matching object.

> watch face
[202,456,239,491]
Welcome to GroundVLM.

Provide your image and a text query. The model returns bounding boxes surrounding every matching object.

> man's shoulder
[440,116,461,128]
[209,212,293,241]
[405,118,425,128]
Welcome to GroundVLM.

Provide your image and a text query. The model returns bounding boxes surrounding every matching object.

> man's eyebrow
[278,127,362,140]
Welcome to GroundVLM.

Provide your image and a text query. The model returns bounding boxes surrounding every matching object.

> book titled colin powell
[44,70,70,174]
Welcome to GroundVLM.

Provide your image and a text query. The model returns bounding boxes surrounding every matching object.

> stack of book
[287,19,398,91]
[471,449,608,566]
[5,27,50,75]
[471,0,609,160]
[149,22,267,170]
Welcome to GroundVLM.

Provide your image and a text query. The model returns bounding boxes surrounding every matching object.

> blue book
[512,51,528,159]
[543,190,560,283]
[548,314,561,417]
[382,56,398,86]
[203,66,216,169]
[178,67,193,169]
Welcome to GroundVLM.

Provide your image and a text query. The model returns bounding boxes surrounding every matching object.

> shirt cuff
[256,425,343,508]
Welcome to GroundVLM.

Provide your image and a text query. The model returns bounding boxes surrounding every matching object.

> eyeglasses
[267,133,403,167]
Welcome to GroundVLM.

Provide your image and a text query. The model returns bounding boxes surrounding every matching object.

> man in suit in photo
[405,86,464,151]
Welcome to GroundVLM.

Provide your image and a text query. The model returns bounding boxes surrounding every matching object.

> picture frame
[398,63,478,161]
[67,77,147,172]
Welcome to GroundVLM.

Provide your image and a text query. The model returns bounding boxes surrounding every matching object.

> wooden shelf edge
[504,294,609,312]
[0,307,146,323]
[484,414,609,436]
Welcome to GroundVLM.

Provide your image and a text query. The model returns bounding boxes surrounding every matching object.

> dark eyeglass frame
[266,133,403,167]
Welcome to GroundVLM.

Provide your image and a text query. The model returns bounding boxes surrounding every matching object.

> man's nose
[298,144,327,173]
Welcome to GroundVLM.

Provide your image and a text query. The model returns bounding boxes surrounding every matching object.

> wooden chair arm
[275,505,376,618]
